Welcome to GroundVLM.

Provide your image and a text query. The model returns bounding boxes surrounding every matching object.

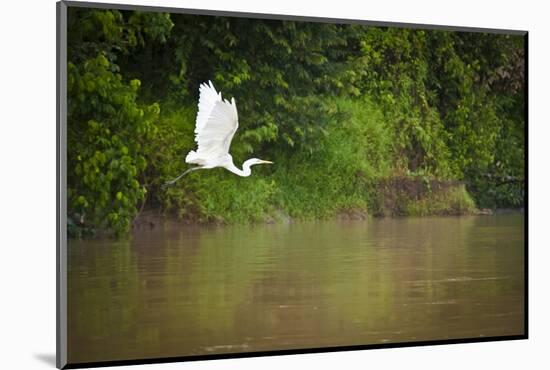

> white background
[0,0,548,369]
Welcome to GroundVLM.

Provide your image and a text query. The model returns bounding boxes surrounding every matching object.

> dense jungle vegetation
[66,8,525,237]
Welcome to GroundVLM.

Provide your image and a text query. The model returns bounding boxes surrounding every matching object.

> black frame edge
[523,32,529,339]
[63,335,527,369]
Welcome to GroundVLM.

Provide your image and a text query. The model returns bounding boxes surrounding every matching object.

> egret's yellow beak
[261,160,273,164]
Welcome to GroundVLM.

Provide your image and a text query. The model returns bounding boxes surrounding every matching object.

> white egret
[164,81,273,186]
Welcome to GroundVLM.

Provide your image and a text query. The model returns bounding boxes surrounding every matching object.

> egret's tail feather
[185,150,204,165]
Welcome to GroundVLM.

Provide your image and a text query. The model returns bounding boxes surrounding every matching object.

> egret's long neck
[226,159,254,177]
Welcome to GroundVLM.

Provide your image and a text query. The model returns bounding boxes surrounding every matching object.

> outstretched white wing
[185,81,239,166]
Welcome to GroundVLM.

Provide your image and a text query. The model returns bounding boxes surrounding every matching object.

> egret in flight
[164,81,273,186]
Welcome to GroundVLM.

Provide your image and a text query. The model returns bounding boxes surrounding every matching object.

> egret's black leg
[162,167,201,187]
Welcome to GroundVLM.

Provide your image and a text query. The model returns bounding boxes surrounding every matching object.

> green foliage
[67,8,174,235]
[67,53,160,235]
[340,28,448,176]
[405,184,477,216]
[128,16,354,156]
[66,8,525,236]
[67,8,173,63]
[194,174,277,223]
[150,98,390,224]
[424,32,525,208]
[270,98,392,219]
[343,28,524,206]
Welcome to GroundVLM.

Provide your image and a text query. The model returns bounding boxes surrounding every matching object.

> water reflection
[68,214,524,363]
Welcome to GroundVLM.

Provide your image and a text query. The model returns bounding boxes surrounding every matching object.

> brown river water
[67,214,525,363]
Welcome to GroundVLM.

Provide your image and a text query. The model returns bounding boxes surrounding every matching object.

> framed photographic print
[57,1,527,368]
